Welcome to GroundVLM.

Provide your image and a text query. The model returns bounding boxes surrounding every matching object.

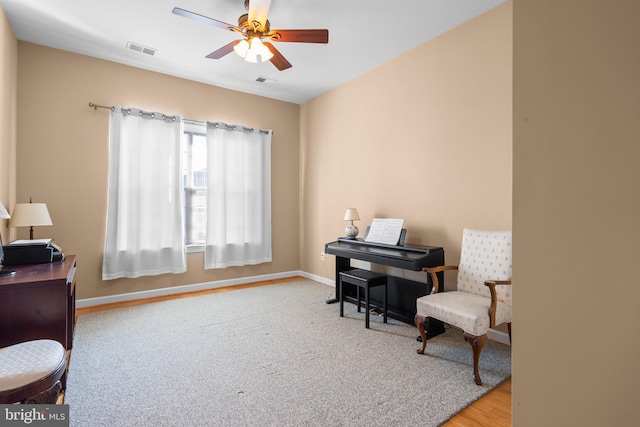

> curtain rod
[88,102,271,135]
[88,102,111,110]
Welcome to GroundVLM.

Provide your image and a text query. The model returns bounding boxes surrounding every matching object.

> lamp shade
[0,201,9,220]
[343,208,360,222]
[243,37,274,63]
[235,37,274,63]
[233,39,249,57]
[9,203,53,227]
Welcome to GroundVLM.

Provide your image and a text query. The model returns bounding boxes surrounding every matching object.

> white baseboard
[76,270,306,308]
[298,271,335,287]
[488,328,511,346]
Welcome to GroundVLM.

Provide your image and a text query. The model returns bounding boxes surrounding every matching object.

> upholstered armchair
[415,228,512,385]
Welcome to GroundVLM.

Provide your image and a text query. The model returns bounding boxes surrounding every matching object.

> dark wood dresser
[0,255,76,350]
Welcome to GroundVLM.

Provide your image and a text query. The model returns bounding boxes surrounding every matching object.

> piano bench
[339,269,388,329]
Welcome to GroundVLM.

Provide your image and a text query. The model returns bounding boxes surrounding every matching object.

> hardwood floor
[443,377,512,426]
[69,278,512,425]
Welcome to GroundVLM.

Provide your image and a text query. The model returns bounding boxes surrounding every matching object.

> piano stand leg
[326,298,338,304]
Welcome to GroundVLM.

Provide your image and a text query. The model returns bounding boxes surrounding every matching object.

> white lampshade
[9,202,53,239]
[241,37,274,63]
[343,208,360,221]
[10,203,52,227]
[233,39,249,58]
[0,201,9,220]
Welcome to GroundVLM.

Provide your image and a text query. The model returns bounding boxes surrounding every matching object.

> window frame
[182,121,207,252]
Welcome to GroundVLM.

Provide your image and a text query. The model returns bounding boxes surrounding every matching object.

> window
[181,122,207,247]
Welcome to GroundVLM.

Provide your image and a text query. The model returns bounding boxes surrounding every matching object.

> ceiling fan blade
[172,7,239,32]
[206,40,241,59]
[268,29,329,44]
[264,42,292,71]
[247,0,272,31]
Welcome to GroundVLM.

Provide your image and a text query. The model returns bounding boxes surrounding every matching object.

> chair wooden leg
[415,314,428,354]
[22,380,62,404]
[464,332,487,385]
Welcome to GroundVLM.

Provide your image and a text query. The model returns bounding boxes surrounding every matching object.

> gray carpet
[65,279,511,426]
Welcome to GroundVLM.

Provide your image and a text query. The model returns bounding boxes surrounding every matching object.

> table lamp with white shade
[343,208,360,239]
[9,199,53,240]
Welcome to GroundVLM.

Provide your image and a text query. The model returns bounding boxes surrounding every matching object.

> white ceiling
[0,0,506,104]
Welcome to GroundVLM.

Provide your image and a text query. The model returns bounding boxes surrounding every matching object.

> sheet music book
[364,218,405,245]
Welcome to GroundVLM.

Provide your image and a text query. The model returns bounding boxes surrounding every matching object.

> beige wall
[301,2,513,290]
[0,6,17,239]
[513,1,640,425]
[15,42,300,299]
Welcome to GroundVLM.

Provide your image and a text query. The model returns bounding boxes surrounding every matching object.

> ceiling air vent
[126,41,157,56]
[256,76,276,84]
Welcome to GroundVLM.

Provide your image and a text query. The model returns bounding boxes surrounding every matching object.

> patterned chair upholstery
[0,339,66,404]
[415,228,512,385]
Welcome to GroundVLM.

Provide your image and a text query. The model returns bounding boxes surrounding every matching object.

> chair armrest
[422,265,458,294]
[485,279,512,286]
[485,279,512,328]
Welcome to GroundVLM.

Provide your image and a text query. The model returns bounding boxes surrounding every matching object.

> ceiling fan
[173,0,329,71]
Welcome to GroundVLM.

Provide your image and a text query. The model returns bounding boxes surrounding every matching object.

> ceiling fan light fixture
[233,39,249,58]
[242,37,273,63]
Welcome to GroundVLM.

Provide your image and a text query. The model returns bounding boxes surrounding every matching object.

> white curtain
[102,106,186,280]
[205,122,272,268]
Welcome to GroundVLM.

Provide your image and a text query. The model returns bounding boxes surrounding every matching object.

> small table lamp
[9,200,53,240]
[343,208,360,239]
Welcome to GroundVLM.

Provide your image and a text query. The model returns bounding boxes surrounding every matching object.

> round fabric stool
[0,339,66,404]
